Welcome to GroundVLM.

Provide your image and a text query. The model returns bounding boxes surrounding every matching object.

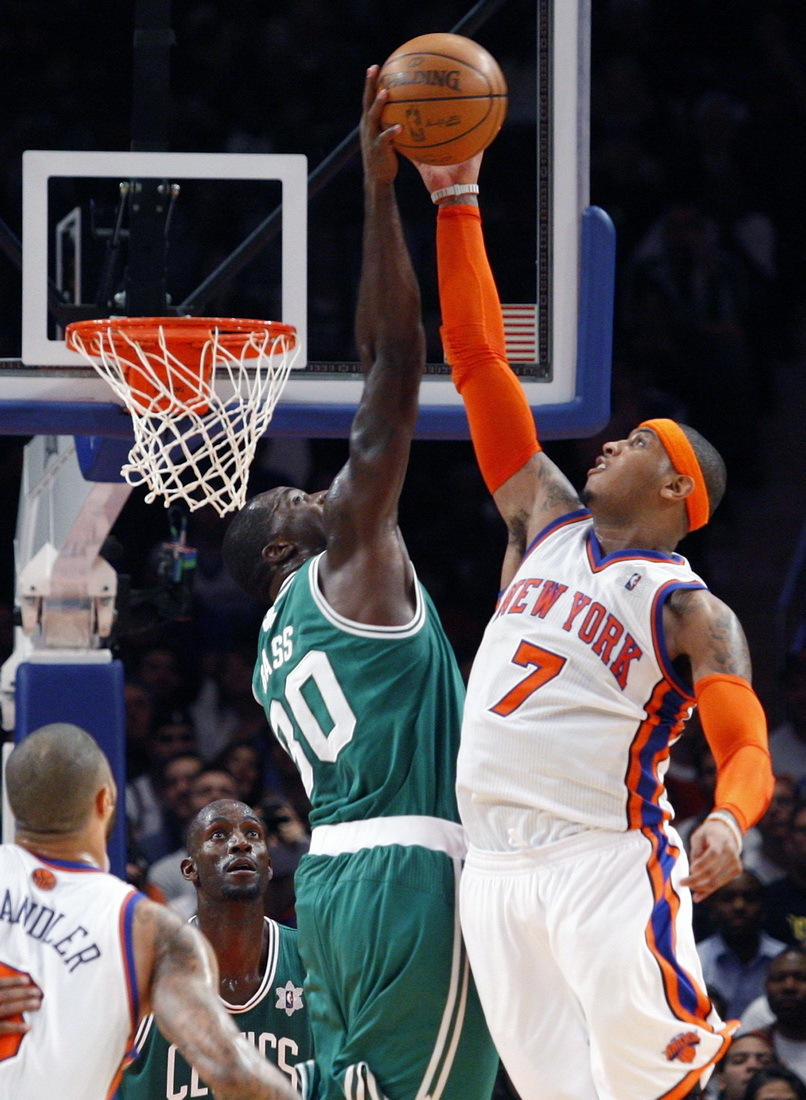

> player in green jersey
[118,798,313,1099]
[220,67,498,1100]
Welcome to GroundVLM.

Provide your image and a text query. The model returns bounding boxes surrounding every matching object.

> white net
[67,318,299,516]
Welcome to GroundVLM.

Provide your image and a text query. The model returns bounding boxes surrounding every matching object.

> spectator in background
[697,870,788,1018]
[138,750,204,865]
[126,713,200,857]
[707,1031,776,1100]
[742,1065,806,1100]
[676,737,718,852]
[751,947,806,1082]
[768,652,806,800]
[763,803,806,947]
[184,505,265,648]
[257,795,310,928]
[123,679,155,780]
[744,776,798,886]
[146,765,239,919]
[130,645,193,714]
[190,643,271,761]
[214,740,267,808]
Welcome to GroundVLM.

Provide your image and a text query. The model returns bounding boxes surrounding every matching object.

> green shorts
[294,844,498,1100]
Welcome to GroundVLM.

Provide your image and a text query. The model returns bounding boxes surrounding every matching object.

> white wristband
[705,810,743,853]
[430,184,480,204]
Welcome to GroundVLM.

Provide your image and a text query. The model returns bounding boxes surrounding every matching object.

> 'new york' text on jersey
[458,510,708,850]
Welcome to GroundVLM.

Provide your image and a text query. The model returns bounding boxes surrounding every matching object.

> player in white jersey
[414,158,775,1100]
[0,722,299,1100]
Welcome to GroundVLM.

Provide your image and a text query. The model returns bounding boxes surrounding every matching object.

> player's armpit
[695,673,774,833]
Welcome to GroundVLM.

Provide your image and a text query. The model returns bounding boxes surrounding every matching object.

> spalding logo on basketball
[379,33,508,166]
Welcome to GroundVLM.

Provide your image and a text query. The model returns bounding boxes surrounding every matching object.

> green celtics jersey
[253,554,465,828]
[118,918,312,1098]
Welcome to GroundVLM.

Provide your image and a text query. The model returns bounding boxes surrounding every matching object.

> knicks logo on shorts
[31,868,56,891]
[664,1031,701,1063]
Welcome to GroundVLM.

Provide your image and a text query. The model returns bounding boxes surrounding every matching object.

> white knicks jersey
[458,510,707,850]
[0,845,142,1100]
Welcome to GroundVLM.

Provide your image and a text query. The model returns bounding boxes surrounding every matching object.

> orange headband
[639,418,709,532]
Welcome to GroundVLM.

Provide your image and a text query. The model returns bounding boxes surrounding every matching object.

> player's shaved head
[6,723,112,834]
[185,797,260,856]
[222,490,284,602]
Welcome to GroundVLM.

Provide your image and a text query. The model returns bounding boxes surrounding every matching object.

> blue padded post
[74,436,129,483]
[14,660,128,880]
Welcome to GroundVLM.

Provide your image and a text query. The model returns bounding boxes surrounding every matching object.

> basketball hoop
[65,316,298,517]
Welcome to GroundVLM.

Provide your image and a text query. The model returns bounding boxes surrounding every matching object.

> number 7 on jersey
[490,641,566,717]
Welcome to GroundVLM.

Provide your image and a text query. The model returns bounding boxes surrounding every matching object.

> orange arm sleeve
[695,673,774,833]
[437,204,540,494]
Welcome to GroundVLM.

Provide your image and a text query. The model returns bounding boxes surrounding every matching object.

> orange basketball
[378,33,508,166]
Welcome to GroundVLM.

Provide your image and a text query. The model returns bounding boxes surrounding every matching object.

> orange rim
[65,316,296,357]
[65,316,296,415]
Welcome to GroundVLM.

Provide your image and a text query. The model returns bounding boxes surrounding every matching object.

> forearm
[355,178,425,392]
[696,673,774,833]
[345,170,425,524]
[437,204,540,493]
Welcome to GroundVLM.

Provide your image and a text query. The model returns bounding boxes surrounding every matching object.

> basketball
[378,33,508,166]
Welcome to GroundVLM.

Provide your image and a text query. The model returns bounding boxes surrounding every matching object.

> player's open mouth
[225,858,257,873]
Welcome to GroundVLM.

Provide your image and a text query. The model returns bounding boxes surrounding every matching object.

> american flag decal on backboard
[502,305,538,363]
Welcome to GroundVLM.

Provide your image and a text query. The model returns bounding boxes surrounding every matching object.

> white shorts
[460,825,735,1100]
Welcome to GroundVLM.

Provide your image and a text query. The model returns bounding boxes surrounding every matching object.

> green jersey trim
[131,916,286,1047]
[308,553,427,639]
[192,915,281,1015]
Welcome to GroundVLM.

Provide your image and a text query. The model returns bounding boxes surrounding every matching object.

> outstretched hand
[360,66,400,185]
[413,152,484,195]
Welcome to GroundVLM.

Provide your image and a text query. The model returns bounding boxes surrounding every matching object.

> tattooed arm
[664,587,752,682]
[664,589,760,901]
[495,456,581,588]
[134,899,300,1100]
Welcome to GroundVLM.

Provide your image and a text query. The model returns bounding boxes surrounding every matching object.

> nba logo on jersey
[275,980,304,1017]
[625,572,642,591]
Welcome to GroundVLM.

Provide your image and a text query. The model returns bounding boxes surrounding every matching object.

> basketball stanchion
[65,316,299,516]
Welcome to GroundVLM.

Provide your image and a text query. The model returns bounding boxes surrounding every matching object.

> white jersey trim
[221,917,279,1014]
[415,859,470,1100]
[309,815,467,860]
[307,553,426,639]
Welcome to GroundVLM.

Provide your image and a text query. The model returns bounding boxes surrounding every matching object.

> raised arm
[318,66,426,622]
[134,898,299,1100]
[664,588,774,902]
[415,158,580,586]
